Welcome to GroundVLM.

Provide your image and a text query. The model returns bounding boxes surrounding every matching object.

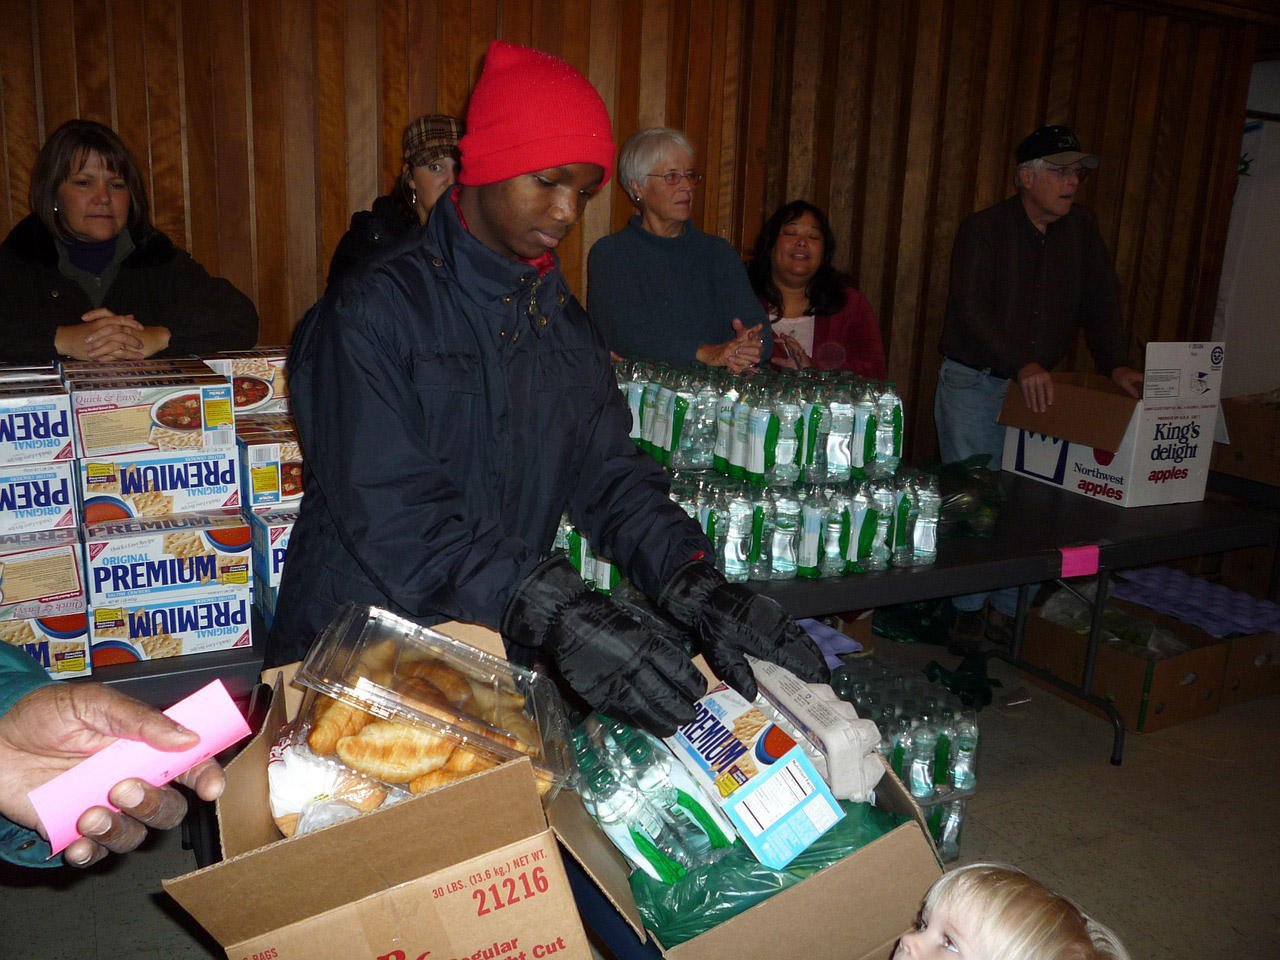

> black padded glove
[503,556,707,736]
[658,560,830,700]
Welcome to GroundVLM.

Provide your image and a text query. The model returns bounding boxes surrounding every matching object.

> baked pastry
[467,677,526,716]
[336,720,455,783]
[408,746,498,794]
[307,695,374,756]
[401,659,474,707]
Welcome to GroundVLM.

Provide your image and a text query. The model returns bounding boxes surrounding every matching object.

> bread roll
[401,660,473,707]
[336,720,454,783]
[308,695,374,756]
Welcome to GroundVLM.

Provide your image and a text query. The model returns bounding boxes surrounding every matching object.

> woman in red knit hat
[271,41,826,739]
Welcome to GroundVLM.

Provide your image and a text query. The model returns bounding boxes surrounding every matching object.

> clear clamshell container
[296,604,572,800]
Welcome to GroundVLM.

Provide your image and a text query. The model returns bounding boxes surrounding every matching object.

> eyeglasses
[1044,163,1091,183]
[646,170,705,186]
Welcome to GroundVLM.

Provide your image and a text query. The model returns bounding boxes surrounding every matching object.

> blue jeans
[935,358,1018,616]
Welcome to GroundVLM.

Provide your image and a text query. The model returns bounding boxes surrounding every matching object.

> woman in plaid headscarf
[326,114,462,286]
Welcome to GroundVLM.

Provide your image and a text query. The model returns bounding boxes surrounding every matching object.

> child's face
[894,897,980,960]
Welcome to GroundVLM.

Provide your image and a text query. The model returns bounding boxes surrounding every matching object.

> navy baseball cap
[1016,125,1099,168]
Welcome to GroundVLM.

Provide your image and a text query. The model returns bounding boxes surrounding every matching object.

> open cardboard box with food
[165,616,941,960]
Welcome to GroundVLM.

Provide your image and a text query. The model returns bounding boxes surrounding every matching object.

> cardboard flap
[166,747,547,947]
[997,373,1136,452]
[547,788,649,939]
[217,674,289,858]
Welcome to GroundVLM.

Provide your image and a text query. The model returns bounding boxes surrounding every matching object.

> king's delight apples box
[69,374,236,458]
[83,511,251,607]
[0,384,74,465]
[999,342,1224,507]
[0,460,78,535]
[79,449,241,520]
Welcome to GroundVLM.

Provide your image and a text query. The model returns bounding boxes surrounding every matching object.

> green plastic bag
[631,802,910,946]
[631,843,799,947]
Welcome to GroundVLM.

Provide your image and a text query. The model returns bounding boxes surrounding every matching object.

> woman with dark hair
[0,119,258,364]
[748,200,886,379]
[326,114,463,286]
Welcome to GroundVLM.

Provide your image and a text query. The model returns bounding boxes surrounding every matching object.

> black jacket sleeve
[144,250,259,355]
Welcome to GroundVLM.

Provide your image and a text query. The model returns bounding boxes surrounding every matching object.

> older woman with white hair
[587,127,768,374]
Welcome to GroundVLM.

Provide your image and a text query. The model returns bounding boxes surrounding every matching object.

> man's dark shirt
[939,195,1127,380]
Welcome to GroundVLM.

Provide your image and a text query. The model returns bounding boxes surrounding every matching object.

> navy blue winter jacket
[267,190,711,665]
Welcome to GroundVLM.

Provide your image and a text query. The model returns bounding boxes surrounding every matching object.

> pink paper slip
[1059,545,1100,578]
[28,679,251,856]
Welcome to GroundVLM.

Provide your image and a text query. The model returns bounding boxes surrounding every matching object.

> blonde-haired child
[894,863,1131,960]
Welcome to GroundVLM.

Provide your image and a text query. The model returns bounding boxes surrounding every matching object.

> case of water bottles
[831,657,980,861]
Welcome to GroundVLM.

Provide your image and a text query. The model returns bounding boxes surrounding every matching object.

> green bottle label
[858,508,879,560]
[670,395,689,459]
[864,413,878,465]
[764,414,779,472]
[675,788,731,848]
[892,406,903,456]
[749,505,764,562]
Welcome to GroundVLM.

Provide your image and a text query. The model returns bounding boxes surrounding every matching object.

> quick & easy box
[0,460,78,535]
[999,341,1224,507]
[0,528,85,621]
[89,586,252,666]
[237,431,303,511]
[83,511,251,606]
[2,610,90,678]
[203,348,290,415]
[80,449,241,520]
[70,374,236,458]
[0,385,74,465]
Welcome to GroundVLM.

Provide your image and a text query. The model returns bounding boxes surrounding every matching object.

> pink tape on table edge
[27,679,251,857]
[1059,545,1100,578]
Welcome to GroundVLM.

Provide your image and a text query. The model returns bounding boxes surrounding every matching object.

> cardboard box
[999,341,1224,507]
[1020,600,1228,732]
[165,670,593,960]
[69,374,236,458]
[1211,393,1280,486]
[1221,632,1280,707]
[79,449,241,520]
[0,529,85,622]
[238,432,303,512]
[0,460,78,535]
[89,585,253,666]
[203,348,290,415]
[83,512,251,606]
[434,626,942,959]
[0,385,74,465]
[1,610,90,678]
[250,507,296,589]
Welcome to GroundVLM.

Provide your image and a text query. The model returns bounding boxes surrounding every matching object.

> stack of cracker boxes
[0,349,301,678]
[206,350,299,630]
[0,367,88,676]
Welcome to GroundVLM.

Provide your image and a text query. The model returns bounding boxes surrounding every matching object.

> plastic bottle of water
[852,380,878,477]
[843,483,873,573]
[691,377,720,471]
[748,485,775,581]
[745,385,778,488]
[770,486,801,579]
[614,360,643,443]
[908,723,937,799]
[937,798,965,861]
[553,512,572,555]
[772,384,803,487]
[729,379,752,481]
[891,472,919,567]
[797,485,825,579]
[875,381,903,477]
[584,766,698,883]
[933,708,955,788]
[826,380,854,483]
[950,712,979,790]
[865,481,895,571]
[722,483,753,582]
[890,718,914,779]
[615,728,734,851]
[801,379,829,485]
[713,372,737,475]
[820,484,849,578]
[639,368,661,458]
[913,474,941,565]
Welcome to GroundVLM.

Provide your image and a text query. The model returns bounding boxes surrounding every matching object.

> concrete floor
[1,642,1276,960]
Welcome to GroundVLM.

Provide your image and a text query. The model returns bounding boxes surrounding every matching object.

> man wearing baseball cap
[271,41,826,734]
[935,124,1143,648]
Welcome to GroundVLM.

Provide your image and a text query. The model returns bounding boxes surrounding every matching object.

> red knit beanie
[459,41,615,186]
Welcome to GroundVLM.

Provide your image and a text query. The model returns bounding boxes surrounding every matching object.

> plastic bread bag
[296,604,573,799]
[267,696,407,838]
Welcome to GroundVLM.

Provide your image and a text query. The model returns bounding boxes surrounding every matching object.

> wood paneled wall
[0,0,1268,460]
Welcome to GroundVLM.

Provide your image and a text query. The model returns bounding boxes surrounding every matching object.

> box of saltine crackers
[83,511,252,666]
[0,529,89,677]
[69,374,235,458]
